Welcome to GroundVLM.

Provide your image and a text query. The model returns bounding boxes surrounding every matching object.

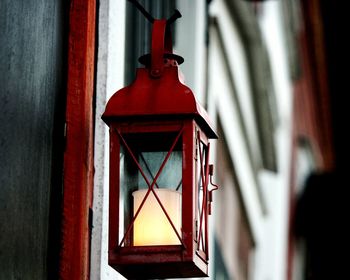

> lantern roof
[102,66,218,139]
[103,17,217,139]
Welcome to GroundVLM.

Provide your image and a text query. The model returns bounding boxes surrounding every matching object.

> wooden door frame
[60,0,96,279]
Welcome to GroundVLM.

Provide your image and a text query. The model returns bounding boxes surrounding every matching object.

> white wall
[91,0,126,279]
[255,2,293,280]
[175,0,207,104]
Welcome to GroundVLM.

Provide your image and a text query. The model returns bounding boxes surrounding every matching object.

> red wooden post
[60,0,96,279]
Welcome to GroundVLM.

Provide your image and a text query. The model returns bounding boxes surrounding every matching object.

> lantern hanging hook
[127,0,182,26]
[127,0,154,23]
[128,0,184,77]
[166,9,182,25]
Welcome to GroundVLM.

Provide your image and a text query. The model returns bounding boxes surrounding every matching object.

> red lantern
[102,10,218,279]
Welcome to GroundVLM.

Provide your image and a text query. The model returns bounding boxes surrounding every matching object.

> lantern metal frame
[107,120,212,278]
[102,3,218,278]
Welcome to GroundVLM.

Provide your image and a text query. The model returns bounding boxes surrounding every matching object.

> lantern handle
[208,164,219,215]
[127,0,183,76]
[150,20,167,78]
[150,8,182,77]
[150,12,182,78]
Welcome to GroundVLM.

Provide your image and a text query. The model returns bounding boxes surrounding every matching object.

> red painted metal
[102,17,217,279]
[197,131,210,260]
[102,20,217,139]
[60,0,96,279]
[209,164,219,215]
[102,67,217,139]
[107,121,212,278]
[150,19,166,77]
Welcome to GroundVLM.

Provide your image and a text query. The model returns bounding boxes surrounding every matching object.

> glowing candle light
[132,189,181,246]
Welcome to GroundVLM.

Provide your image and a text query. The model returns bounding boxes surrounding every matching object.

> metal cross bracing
[115,127,185,248]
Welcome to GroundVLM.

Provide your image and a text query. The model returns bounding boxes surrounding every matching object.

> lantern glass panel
[119,131,182,247]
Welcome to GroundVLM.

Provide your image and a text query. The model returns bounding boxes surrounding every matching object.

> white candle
[132,189,182,246]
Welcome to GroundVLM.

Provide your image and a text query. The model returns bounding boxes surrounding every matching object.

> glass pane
[139,150,182,190]
[119,131,182,246]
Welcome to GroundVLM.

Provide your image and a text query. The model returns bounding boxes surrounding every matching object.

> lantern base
[109,246,208,279]
[110,261,208,279]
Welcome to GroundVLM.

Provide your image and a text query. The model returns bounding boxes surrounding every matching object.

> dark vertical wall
[320,1,348,171]
[0,1,67,279]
